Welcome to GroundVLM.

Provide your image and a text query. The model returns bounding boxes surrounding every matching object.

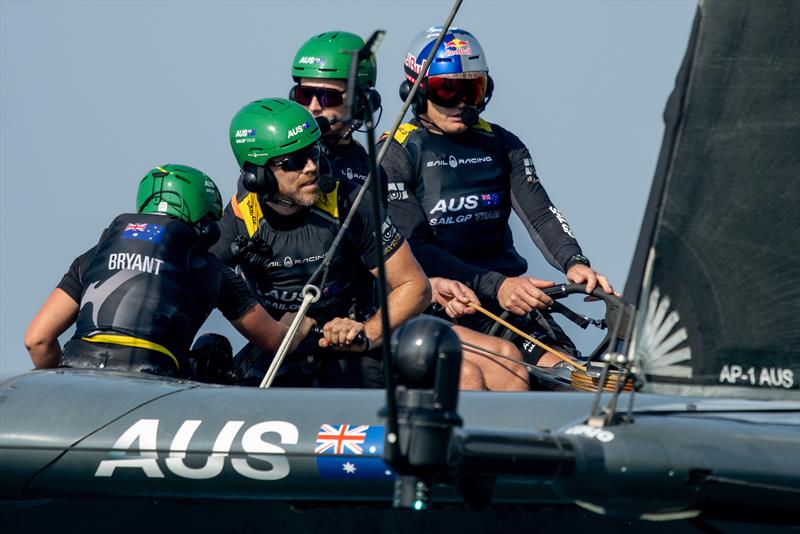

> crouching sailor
[24,164,313,378]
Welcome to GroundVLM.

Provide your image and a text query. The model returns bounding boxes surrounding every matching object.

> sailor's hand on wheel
[497,276,555,315]
[430,277,479,318]
[566,265,617,299]
[318,317,368,352]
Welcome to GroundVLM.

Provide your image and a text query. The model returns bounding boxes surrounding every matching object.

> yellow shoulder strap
[232,192,264,237]
[473,118,493,133]
[314,181,340,218]
[392,123,419,144]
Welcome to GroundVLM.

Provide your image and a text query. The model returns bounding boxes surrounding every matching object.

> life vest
[390,119,526,272]
[73,213,221,367]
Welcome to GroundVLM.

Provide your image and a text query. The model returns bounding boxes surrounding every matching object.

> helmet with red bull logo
[402,26,488,84]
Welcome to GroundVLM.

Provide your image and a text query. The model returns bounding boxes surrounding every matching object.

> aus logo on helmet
[298,56,325,65]
[235,129,257,144]
[287,122,310,139]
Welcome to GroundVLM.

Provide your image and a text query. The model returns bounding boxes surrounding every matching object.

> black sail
[625,0,800,399]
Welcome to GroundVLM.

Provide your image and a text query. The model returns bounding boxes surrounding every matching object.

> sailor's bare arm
[25,289,79,369]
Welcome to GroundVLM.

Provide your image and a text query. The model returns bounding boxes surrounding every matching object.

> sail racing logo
[94,418,299,481]
[315,424,394,480]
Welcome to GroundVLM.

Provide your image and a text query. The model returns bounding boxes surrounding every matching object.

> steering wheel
[488,283,633,363]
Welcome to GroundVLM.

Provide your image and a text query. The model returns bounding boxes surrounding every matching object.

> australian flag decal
[122,223,164,243]
[315,424,394,480]
[481,193,500,207]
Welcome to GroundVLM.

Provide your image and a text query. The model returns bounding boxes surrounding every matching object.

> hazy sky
[0,0,696,377]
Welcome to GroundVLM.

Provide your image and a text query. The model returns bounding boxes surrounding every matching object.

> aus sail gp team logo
[234,128,256,144]
[636,287,693,379]
[315,424,394,480]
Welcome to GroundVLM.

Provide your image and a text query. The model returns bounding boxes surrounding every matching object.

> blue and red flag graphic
[481,193,500,207]
[315,424,395,480]
[121,223,164,243]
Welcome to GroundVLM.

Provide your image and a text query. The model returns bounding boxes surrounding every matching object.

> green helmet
[136,164,222,224]
[291,31,377,87]
[230,97,321,168]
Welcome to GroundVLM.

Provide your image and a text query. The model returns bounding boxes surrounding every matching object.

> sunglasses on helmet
[291,85,346,108]
[425,76,487,108]
[269,142,321,172]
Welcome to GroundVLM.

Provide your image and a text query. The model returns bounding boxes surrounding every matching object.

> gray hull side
[1,369,797,508]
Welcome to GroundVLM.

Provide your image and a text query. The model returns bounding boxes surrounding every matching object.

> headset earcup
[399,79,428,115]
[240,168,259,193]
[197,221,221,247]
[241,163,278,196]
[399,80,411,102]
[288,84,297,102]
[354,84,382,121]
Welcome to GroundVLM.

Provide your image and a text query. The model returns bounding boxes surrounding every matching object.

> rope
[466,302,587,372]
[461,306,637,394]
[460,339,538,372]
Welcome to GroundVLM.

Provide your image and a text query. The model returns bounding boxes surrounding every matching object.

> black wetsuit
[210,177,404,387]
[58,213,257,377]
[379,118,583,353]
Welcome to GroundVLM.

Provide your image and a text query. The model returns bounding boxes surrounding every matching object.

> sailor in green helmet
[25,165,313,379]
[211,98,432,388]
[288,31,379,186]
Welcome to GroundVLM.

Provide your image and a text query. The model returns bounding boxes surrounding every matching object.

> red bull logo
[444,38,472,57]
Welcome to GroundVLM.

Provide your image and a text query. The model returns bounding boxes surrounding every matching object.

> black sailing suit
[58,213,257,377]
[210,174,404,387]
[379,117,584,355]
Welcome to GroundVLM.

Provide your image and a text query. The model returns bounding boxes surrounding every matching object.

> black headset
[196,218,221,247]
[240,161,279,196]
[398,75,494,116]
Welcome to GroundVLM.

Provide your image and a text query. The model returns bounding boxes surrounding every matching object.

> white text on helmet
[404,53,425,74]
[298,56,324,65]
[287,122,310,139]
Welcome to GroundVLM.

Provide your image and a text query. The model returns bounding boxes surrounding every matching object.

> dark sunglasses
[426,76,487,108]
[269,142,321,172]
[291,85,346,108]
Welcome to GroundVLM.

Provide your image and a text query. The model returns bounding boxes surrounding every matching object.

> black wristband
[565,254,591,270]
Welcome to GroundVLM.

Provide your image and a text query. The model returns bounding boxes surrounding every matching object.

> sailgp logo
[548,206,575,238]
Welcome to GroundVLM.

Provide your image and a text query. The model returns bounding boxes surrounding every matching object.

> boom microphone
[315,116,340,134]
[318,174,336,194]
[460,105,479,127]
